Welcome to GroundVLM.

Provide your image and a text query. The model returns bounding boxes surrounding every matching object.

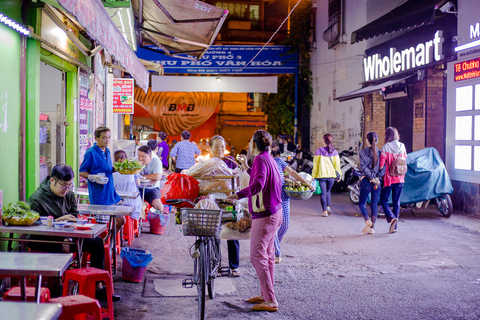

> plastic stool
[50,295,102,320]
[3,286,50,302]
[62,268,114,320]
[123,216,135,246]
[81,244,114,294]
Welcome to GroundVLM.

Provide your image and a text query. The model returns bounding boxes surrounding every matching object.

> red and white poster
[113,78,134,114]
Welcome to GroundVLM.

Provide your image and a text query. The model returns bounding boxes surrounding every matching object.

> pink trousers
[250,211,282,302]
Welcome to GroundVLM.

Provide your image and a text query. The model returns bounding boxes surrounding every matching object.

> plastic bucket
[120,248,153,282]
[150,215,165,234]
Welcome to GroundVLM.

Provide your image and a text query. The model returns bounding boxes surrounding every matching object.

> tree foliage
[264,0,313,137]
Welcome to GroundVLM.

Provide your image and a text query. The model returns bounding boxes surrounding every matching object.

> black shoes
[95,287,122,302]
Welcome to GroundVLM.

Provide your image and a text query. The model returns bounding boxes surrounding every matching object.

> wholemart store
[446,0,480,215]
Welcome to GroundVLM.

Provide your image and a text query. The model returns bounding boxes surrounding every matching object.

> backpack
[389,156,407,176]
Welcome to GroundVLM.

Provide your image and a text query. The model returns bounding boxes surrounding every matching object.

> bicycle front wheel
[196,240,206,320]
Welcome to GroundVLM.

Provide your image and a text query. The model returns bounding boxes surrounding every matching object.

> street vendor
[79,126,125,233]
[27,164,120,301]
[210,135,242,277]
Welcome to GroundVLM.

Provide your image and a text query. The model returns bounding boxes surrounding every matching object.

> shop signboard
[113,79,134,114]
[136,45,297,74]
[78,69,95,170]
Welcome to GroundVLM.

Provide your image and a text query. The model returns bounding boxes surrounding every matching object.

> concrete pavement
[112,192,480,320]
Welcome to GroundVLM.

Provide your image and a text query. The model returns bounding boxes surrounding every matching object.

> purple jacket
[236,151,282,219]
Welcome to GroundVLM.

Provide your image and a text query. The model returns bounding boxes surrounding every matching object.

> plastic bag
[184,158,233,177]
[314,179,322,195]
[161,173,199,207]
[120,248,153,268]
[194,195,220,210]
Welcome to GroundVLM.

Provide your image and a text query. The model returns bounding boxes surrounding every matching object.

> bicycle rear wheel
[196,240,206,320]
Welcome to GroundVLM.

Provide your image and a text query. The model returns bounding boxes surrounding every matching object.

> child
[113,150,142,220]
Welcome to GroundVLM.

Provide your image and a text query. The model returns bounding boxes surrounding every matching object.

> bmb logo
[168,103,195,112]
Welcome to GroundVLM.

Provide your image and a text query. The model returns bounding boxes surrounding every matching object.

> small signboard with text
[113,79,134,114]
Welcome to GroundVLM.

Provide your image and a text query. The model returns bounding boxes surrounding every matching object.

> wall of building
[310,0,367,153]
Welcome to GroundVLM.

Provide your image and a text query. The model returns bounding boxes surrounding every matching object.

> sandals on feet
[246,296,264,304]
[231,269,242,277]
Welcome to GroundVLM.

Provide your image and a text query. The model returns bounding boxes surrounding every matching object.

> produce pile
[284,179,311,192]
[114,159,143,174]
[2,201,40,225]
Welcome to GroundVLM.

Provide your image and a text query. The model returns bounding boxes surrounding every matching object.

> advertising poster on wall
[78,68,95,186]
[113,78,134,114]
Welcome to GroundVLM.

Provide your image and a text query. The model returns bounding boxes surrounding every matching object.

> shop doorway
[39,63,66,182]
[386,96,413,153]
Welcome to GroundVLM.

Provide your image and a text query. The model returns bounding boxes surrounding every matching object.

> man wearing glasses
[79,126,124,231]
[26,164,115,300]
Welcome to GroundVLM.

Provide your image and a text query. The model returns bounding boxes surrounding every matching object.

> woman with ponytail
[226,130,282,312]
[358,132,385,234]
[312,133,342,217]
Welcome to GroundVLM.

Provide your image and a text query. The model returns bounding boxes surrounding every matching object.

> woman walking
[312,134,342,217]
[379,127,407,233]
[358,132,385,234]
[272,150,314,263]
[226,130,282,312]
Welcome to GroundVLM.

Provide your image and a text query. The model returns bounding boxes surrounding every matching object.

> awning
[132,0,228,60]
[334,75,414,102]
[57,0,150,92]
[350,0,445,44]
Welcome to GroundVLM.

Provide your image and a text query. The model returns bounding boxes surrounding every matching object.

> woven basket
[283,187,314,200]
[117,168,143,175]
[3,216,39,226]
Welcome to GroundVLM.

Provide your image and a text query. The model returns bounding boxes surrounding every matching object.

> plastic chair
[49,295,102,320]
[3,286,50,302]
[123,216,135,246]
[62,268,114,320]
[81,244,114,293]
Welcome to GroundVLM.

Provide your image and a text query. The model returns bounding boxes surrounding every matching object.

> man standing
[79,126,124,230]
[170,130,201,173]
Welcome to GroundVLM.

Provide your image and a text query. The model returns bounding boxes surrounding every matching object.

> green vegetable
[2,201,40,220]
[114,159,143,172]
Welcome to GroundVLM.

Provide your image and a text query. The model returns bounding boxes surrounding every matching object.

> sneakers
[275,256,282,264]
[389,218,398,233]
[363,220,373,234]
[326,206,332,215]
[366,228,375,234]
[320,211,328,217]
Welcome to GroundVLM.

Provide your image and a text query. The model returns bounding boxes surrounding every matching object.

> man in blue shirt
[170,130,201,173]
[79,126,125,231]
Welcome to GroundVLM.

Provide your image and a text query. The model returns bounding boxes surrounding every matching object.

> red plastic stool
[3,286,50,302]
[133,218,140,237]
[62,268,114,320]
[123,216,135,246]
[81,244,114,294]
[50,295,102,320]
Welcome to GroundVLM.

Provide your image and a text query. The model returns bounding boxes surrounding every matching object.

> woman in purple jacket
[227,130,282,312]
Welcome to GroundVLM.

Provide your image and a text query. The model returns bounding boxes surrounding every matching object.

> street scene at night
[1,0,479,319]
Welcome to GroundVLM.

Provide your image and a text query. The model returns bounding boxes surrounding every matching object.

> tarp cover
[400,147,453,204]
[133,0,227,60]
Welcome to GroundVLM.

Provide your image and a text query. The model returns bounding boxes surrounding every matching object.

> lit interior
[455,145,471,170]
[456,85,473,111]
[455,116,472,140]
[475,146,480,171]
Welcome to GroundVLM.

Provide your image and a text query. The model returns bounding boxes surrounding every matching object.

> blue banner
[135,45,297,74]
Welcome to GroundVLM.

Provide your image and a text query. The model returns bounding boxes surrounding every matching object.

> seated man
[27,164,120,301]
[136,145,164,213]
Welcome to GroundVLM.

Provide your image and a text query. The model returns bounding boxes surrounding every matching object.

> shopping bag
[314,179,322,195]
[161,173,199,207]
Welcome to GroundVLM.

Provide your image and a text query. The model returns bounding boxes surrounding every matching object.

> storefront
[336,13,457,160]
[445,0,480,214]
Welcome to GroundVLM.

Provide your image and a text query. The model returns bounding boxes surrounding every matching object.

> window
[322,0,344,49]
[215,2,260,21]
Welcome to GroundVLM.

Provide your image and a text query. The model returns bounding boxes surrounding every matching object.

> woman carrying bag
[358,132,385,234]
[312,133,342,217]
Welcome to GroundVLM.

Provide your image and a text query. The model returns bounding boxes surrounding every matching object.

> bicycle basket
[181,208,223,237]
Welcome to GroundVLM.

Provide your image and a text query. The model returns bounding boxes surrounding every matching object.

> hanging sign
[136,45,297,74]
[113,79,134,114]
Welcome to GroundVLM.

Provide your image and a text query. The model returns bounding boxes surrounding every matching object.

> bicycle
[165,198,230,320]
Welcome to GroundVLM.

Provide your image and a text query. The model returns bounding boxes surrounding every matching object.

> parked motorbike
[333,148,360,192]
[279,151,295,166]
[291,150,314,174]
[347,147,454,217]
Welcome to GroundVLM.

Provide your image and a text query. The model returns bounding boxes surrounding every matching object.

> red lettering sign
[454,58,480,81]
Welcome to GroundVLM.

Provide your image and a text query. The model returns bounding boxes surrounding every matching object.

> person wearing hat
[169,130,201,173]
[358,132,385,234]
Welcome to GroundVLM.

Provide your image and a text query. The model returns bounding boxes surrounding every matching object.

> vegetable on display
[2,201,40,220]
[114,159,143,172]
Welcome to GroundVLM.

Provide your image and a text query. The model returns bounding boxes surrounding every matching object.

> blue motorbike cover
[399,147,453,204]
